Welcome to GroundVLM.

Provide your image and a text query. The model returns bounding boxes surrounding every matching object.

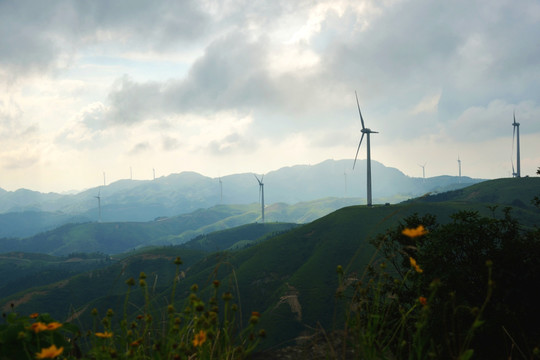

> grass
[1,257,264,359]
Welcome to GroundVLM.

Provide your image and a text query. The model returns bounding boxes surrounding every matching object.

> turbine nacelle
[361,128,378,134]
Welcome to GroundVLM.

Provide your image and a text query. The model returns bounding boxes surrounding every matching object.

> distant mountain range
[0,159,484,238]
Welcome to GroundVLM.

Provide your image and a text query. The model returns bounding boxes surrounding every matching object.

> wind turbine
[418,162,427,182]
[457,156,462,182]
[95,189,102,223]
[219,177,223,203]
[353,91,378,207]
[254,174,265,223]
[512,111,521,178]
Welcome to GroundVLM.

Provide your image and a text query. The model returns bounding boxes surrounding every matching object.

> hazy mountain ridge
[0,159,483,238]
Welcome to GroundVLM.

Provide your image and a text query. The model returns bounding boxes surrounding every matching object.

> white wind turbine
[418,162,427,182]
[254,174,265,223]
[512,111,521,178]
[457,156,462,182]
[219,177,223,203]
[95,189,102,223]
[353,91,378,207]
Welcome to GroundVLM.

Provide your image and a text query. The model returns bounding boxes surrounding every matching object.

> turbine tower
[219,177,223,203]
[512,111,521,178]
[95,189,102,223]
[457,156,462,182]
[353,91,378,207]
[255,174,265,223]
[418,162,427,182]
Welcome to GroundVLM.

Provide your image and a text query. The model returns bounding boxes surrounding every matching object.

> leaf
[458,349,474,360]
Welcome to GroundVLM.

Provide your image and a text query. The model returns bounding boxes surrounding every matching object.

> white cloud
[1,0,540,192]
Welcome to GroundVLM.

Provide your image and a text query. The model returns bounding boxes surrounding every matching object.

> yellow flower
[29,322,49,333]
[95,331,114,338]
[418,296,428,306]
[192,330,207,347]
[35,344,64,359]
[46,322,62,331]
[402,225,428,238]
[29,313,39,319]
[409,257,423,273]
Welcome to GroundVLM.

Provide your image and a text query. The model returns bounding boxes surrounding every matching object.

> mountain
[1,177,538,348]
[0,198,362,255]
[0,159,483,237]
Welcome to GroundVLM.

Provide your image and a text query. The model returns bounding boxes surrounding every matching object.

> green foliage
[180,223,299,252]
[0,259,263,359]
[0,311,77,359]
[369,208,540,359]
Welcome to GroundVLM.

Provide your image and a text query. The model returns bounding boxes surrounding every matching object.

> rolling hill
[1,177,538,349]
[0,198,361,256]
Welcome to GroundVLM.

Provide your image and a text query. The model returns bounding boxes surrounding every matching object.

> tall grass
[0,257,264,359]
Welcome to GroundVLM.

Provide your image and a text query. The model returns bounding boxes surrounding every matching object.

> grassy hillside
[0,252,112,300]
[2,177,539,349]
[181,222,299,252]
[0,198,362,255]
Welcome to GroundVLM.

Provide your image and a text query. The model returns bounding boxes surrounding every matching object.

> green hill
[0,198,360,256]
[1,178,539,349]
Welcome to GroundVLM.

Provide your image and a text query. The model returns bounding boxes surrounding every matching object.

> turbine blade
[355,91,366,130]
[254,174,261,184]
[353,133,365,170]
[511,125,516,174]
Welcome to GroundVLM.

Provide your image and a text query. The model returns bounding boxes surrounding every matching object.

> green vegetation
[1,177,539,358]
[0,198,361,256]
[1,258,264,359]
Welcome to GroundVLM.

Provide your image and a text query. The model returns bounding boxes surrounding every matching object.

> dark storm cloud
[0,0,211,78]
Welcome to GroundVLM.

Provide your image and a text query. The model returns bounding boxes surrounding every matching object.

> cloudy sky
[1,0,539,193]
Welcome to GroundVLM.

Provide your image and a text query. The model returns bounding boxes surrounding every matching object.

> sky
[1,0,539,193]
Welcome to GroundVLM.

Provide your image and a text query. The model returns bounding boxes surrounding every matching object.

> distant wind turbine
[512,111,521,178]
[353,91,378,207]
[95,189,102,222]
[457,156,462,182]
[418,162,427,182]
[219,177,223,203]
[254,174,265,223]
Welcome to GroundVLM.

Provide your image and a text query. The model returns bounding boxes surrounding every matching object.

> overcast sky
[1,0,539,193]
